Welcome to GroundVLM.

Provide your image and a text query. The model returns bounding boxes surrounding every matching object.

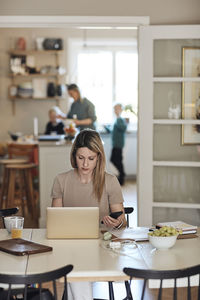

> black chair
[0,264,73,300]
[124,207,134,228]
[123,264,200,300]
[104,207,134,300]
[0,207,19,228]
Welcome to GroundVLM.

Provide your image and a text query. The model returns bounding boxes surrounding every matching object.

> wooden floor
[44,279,199,300]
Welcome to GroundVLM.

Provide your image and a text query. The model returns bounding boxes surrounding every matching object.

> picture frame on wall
[182,47,200,145]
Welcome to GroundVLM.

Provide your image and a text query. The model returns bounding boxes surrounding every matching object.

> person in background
[45,108,65,135]
[59,84,97,131]
[110,103,127,185]
[51,129,126,300]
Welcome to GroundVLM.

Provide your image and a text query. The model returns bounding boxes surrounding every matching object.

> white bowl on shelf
[149,235,177,250]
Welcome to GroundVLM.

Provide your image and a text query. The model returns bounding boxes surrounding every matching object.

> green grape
[149,226,181,237]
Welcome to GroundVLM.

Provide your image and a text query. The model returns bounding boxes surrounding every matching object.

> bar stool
[4,163,37,218]
[0,159,28,208]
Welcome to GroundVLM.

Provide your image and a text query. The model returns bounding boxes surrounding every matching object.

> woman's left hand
[102,215,123,228]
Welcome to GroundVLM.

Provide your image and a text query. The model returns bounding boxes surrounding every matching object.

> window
[70,43,138,125]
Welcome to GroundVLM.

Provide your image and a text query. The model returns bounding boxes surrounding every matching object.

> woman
[60,84,97,131]
[51,129,126,300]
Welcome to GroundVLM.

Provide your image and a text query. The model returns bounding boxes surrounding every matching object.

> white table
[0,229,32,275]
[0,229,199,287]
[26,229,146,282]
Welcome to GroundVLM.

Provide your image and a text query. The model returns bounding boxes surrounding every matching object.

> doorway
[0,16,150,228]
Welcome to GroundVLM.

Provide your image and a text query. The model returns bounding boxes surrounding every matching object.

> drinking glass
[11,217,24,239]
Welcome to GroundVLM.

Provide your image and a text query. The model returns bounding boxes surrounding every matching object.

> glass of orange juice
[11,217,24,239]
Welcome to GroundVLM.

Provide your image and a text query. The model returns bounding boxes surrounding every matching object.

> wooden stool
[3,164,37,218]
[0,159,28,208]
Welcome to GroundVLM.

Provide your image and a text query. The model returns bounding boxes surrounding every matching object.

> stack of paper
[156,221,197,235]
[110,227,149,241]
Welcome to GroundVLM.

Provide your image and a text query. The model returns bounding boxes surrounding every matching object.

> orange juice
[11,228,22,239]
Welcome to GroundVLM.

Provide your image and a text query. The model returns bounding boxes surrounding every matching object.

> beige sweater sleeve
[51,175,63,199]
[106,174,124,205]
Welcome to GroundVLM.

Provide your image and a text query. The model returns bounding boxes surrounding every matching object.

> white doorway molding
[0,16,149,28]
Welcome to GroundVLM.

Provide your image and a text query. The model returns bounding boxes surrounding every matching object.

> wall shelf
[153,77,200,82]
[153,161,200,167]
[153,202,200,209]
[153,119,200,125]
[10,96,62,101]
[8,48,65,115]
[9,73,65,78]
[8,50,64,55]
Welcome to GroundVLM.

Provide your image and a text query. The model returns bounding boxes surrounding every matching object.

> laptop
[46,207,99,239]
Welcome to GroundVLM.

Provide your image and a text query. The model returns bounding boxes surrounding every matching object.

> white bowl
[4,216,24,233]
[149,235,177,250]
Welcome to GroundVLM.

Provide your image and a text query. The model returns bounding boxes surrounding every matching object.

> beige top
[51,169,124,220]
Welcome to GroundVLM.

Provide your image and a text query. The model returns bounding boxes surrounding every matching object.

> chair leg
[23,169,35,218]
[7,169,16,208]
[4,168,10,208]
[124,281,133,300]
[126,215,129,228]
[1,167,9,209]
[108,282,115,300]
[18,170,25,217]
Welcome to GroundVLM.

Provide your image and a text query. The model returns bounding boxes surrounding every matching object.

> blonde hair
[70,129,106,201]
[48,108,57,115]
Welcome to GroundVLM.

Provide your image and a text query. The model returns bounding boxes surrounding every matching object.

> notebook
[156,221,197,234]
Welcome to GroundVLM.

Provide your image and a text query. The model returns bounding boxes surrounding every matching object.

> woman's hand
[102,214,124,228]
[102,203,127,228]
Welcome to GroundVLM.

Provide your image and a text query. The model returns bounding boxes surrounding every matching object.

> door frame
[0,16,149,28]
[0,15,150,227]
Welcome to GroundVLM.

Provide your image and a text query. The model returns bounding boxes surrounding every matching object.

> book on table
[156,221,197,235]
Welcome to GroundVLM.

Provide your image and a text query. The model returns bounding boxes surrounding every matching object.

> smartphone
[101,211,123,224]
[109,211,123,219]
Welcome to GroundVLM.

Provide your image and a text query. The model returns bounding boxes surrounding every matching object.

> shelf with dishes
[8,46,66,114]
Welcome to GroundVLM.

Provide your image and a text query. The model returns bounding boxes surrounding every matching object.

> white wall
[0,0,200,25]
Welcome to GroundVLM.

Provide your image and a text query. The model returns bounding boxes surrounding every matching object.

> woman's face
[68,90,80,101]
[76,147,98,176]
